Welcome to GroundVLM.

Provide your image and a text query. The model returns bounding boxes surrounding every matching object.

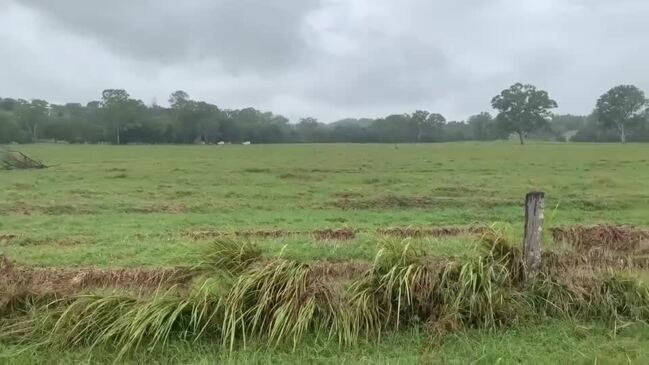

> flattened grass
[3,143,649,363]
[7,233,649,363]
[2,143,649,268]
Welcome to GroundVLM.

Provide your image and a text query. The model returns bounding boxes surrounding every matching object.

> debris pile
[1,150,47,170]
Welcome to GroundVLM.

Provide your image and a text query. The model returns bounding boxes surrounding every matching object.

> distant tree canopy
[1,84,649,144]
[16,99,48,143]
[491,83,558,144]
[468,112,510,141]
[0,90,491,144]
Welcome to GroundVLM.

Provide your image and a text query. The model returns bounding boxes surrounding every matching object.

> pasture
[2,142,649,364]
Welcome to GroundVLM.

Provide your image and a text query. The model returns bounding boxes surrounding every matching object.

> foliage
[36,281,226,361]
[0,92,495,144]
[15,100,48,143]
[572,112,649,143]
[4,84,649,144]
[468,112,509,141]
[100,89,146,145]
[0,111,27,143]
[595,85,649,143]
[3,143,649,270]
[491,83,558,144]
[7,234,649,362]
[197,239,262,275]
[3,142,649,363]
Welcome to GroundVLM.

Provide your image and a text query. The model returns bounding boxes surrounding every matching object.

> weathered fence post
[523,192,544,281]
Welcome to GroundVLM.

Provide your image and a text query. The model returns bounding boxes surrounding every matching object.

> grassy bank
[2,142,649,363]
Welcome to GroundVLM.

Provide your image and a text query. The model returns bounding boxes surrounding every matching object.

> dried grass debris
[377,225,488,238]
[551,224,649,252]
[1,150,47,170]
[312,228,357,241]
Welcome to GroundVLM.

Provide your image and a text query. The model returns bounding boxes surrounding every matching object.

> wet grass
[5,235,649,363]
[2,142,649,363]
[2,235,480,268]
[2,143,649,267]
[4,322,649,364]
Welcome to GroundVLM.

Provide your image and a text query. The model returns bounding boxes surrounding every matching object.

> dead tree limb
[1,149,47,170]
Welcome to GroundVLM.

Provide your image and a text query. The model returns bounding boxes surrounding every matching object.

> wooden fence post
[523,192,544,281]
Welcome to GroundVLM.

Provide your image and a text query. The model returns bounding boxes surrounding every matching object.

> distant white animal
[242,141,251,145]
[217,141,225,145]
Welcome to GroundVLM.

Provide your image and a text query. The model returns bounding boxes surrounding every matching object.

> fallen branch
[1,149,47,170]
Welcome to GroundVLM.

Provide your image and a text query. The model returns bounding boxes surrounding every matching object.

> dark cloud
[2,0,649,122]
[18,0,320,73]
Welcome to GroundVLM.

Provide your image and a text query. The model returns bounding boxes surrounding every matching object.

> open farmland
[3,142,649,364]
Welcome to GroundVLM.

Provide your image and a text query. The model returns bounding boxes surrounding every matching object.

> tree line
[1,84,648,144]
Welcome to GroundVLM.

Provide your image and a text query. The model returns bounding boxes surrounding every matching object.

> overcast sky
[1,0,648,122]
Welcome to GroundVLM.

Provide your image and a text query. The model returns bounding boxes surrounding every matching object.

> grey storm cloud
[2,0,649,122]
[17,0,320,73]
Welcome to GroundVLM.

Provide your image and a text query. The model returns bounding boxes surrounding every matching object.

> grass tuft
[221,259,350,350]
[5,234,649,360]
[196,238,263,275]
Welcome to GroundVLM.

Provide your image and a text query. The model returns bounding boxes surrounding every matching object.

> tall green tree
[0,111,26,143]
[101,89,137,144]
[168,90,219,143]
[296,117,321,143]
[168,90,190,109]
[0,97,20,112]
[424,113,446,142]
[468,112,505,141]
[595,85,648,143]
[411,110,430,142]
[194,101,221,143]
[409,111,446,142]
[16,99,49,143]
[491,83,557,144]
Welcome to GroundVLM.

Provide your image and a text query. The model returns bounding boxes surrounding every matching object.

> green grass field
[3,142,649,364]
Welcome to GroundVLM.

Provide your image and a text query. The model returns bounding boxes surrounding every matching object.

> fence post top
[526,191,545,199]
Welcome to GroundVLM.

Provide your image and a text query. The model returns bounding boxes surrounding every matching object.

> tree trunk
[619,124,626,144]
[517,132,525,145]
[116,127,121,145]
[31,125,38,143]
[523,192,544,282]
